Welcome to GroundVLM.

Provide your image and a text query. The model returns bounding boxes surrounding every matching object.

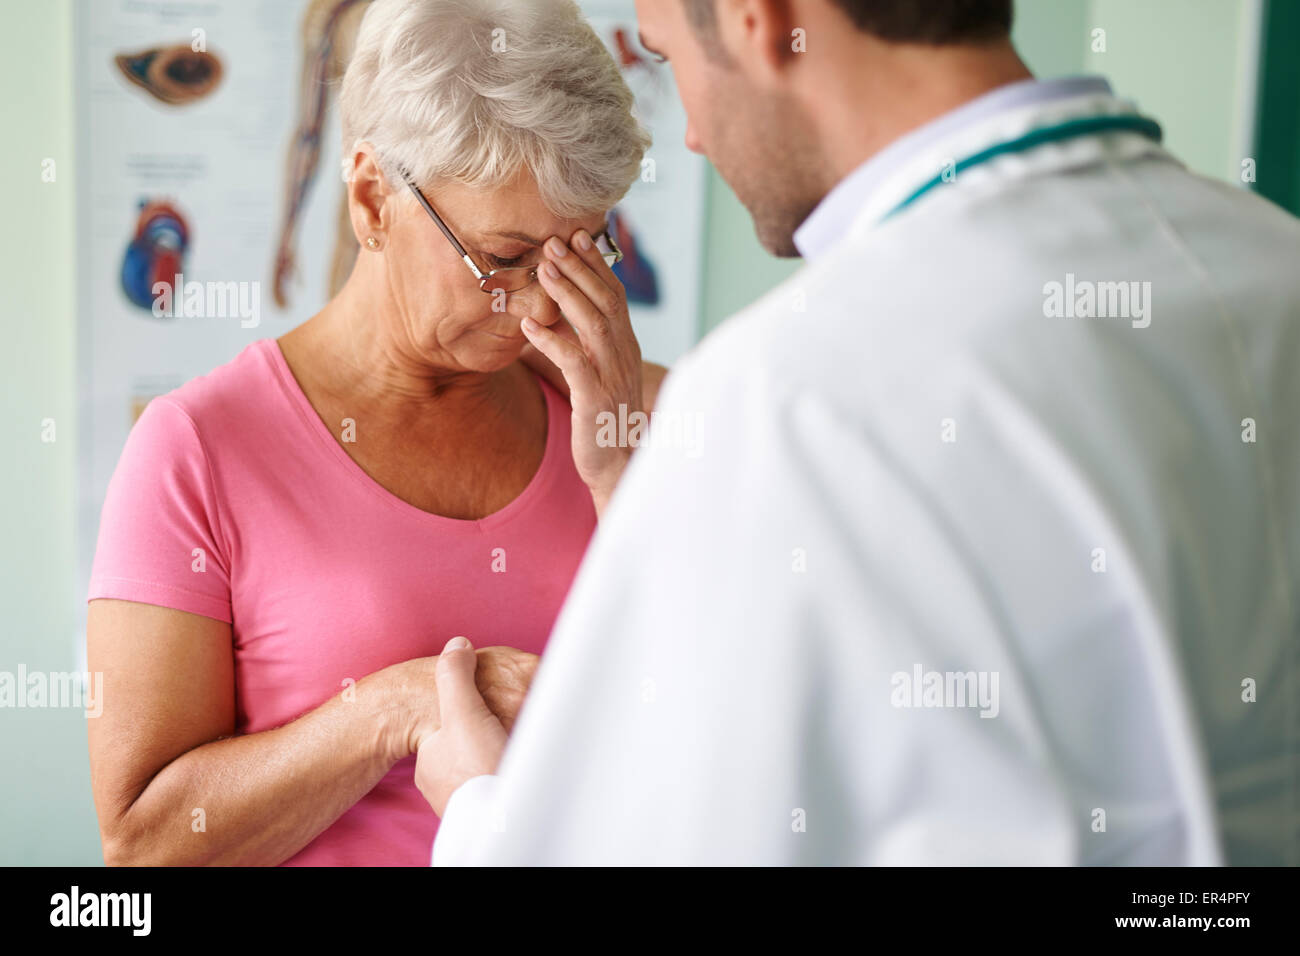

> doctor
[417,0,1299,864]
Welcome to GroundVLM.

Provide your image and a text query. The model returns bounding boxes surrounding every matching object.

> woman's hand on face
[521,344,669,417]
[521,229,645,516]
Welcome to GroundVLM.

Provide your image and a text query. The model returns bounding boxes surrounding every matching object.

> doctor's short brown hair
[682,0,1014,48]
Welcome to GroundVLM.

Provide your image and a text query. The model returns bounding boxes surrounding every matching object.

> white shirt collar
[792,76,1114,261]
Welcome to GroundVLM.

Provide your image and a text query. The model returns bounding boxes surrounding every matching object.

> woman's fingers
[545,316,583,349]
[538,264,612,352]
[541,239,623,334]
[527,231,644,516]
[546,232,620,298]
[570,228,623,294]
[518,341,569,399]
[519,319,579,396]
[521,316,599,398]
[569,228,636,339]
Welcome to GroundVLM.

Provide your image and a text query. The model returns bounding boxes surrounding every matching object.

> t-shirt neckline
[256,337,564,532]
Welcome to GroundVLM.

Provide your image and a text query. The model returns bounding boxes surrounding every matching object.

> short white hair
[340,0,650,218]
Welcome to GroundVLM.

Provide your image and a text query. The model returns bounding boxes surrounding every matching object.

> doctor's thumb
[435,636,489,720]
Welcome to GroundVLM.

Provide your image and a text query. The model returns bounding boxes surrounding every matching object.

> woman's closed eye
[485,251,535,269]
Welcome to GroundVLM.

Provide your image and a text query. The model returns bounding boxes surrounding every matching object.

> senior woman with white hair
[85,0,660,866]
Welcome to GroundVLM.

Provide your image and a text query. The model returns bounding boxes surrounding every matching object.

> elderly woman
[86,0,661,866]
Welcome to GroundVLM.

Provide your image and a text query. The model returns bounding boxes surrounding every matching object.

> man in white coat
[417,0,1299,864]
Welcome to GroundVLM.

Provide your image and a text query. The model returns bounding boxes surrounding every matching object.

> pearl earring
[366,236,380,250]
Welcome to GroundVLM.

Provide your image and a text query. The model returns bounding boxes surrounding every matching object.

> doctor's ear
[345,144,396,245]
[712,0,804,83]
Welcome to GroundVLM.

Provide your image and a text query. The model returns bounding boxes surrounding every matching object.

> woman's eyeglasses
[401,172,622,295]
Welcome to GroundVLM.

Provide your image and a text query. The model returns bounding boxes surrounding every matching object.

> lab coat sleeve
[429,775,503,867]
[432,342,1078,865]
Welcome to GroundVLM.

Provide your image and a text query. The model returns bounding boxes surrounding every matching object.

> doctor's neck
[804,35,1034,188]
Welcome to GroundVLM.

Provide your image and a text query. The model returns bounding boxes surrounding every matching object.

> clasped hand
[413,638,524,817]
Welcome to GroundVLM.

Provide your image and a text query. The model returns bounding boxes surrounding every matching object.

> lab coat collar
[793,76,1163,260]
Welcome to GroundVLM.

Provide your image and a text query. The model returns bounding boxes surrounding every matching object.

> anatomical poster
[74,0,342,660]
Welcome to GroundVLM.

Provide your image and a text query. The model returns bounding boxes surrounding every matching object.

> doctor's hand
[414,637,509,818]
[395,644,538,759]
[521,228,645,518]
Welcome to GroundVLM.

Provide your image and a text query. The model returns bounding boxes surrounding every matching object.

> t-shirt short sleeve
[87,397,233,623]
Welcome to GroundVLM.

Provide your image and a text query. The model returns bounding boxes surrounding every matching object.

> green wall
[1255,0,1300,213]
[1012,0,1089,77]
[0,0,101,864]
[1086,0,1257,184]
[696,168,805,336]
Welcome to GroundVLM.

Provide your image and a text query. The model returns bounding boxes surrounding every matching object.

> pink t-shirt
[87,338,596,865]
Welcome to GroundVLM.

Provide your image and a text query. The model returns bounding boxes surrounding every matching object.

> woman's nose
[507,281,560,322]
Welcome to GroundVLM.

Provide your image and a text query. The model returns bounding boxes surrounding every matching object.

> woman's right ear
[345,144,392,245]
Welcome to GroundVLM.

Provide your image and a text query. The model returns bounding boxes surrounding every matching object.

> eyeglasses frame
[400,171,623,295]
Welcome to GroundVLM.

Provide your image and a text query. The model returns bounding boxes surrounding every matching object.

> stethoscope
[883,114,1165,222]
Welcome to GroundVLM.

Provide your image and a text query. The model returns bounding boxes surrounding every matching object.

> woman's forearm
[102,665,423,866]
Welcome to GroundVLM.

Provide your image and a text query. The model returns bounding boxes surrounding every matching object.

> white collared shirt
[794,76,1113,260]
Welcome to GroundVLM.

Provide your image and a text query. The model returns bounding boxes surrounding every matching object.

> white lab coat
[432,91,1300,865]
